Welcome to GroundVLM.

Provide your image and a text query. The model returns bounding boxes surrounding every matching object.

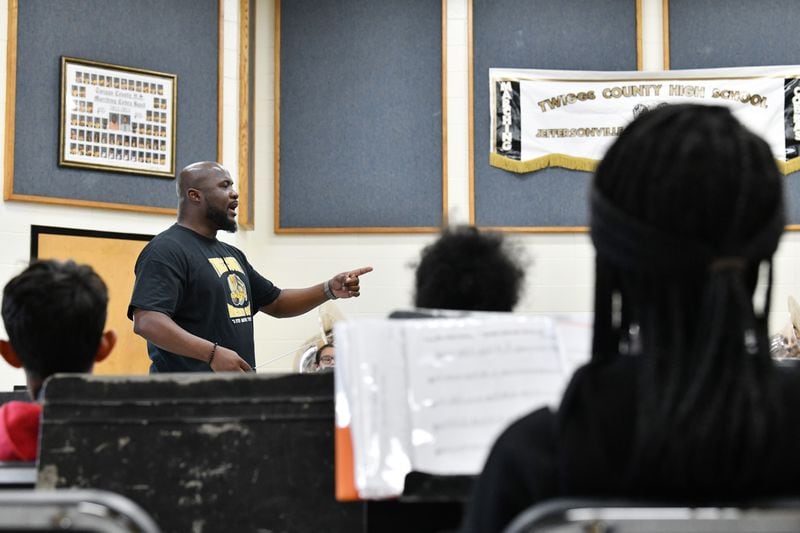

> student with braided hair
[461,104,800,533]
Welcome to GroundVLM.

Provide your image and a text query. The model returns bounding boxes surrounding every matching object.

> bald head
[177,161,228,198]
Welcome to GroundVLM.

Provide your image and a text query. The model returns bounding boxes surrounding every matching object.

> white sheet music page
[403,315,567,475]
[335,320,413,499]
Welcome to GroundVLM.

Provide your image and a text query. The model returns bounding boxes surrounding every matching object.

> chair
[503,498,800,533]
[0,488,160,532]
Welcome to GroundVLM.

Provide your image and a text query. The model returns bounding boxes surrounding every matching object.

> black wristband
[323,279,338,300]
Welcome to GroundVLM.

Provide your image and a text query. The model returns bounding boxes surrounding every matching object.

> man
[128,161,371,373]
[0,260,116,461]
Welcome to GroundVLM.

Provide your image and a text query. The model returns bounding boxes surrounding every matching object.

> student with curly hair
[414,225,525,312]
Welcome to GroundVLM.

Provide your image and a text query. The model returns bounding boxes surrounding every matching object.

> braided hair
[586,104,785,495]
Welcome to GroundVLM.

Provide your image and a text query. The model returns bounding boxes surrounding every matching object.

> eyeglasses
[320,356,334,363]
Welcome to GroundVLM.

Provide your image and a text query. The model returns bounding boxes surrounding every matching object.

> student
[461,104,800,532]
[314,343,335,371]
[414,225,525,312]
[0,260,116,461]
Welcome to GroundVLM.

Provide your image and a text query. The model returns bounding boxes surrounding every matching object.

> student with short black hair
[0,260,116,461]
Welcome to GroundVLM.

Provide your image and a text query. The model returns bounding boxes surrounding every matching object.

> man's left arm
[260,266,373,318]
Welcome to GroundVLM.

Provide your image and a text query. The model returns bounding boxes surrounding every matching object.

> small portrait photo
[108,113,120,131]
[78,144,85,156]
[91,73,97,85]
[87,102,94,114]
[101,133,108,144]
[131,137,138,148]
[101,117,108,129]
[138,151,145,163]
[93,131,100,143]
[70,114,77,126]
[158,84,164,95]
[79,101,86,112]
[146,153,152,164]
[79,115,86,127]
[121,79,128,91]
[159,153,166,165]
[132,122,138,134]
[113,77,120,89]
[94,117,101,129]
[71,85,79,97]
[136,80,142,92]
[77,130,85,142]
[70,129,77,140]
[121,114,131,132]
[98,75,106,87]
[69,143,77,155]
[124,135,130,147]
[100,147,107,158]
[93,146,100,157]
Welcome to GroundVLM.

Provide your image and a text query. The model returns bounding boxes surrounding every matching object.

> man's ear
[187,188,202,203]
[0,340,22,369]
[95,330,117,363]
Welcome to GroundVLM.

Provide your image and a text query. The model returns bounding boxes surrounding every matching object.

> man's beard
[206,204,237,232]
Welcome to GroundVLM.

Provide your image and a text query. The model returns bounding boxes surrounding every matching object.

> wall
[0,0,796,390]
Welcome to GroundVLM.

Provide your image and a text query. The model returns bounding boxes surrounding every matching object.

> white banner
[490,66,800,175]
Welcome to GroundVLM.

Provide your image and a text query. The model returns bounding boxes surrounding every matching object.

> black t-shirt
[128,224,281,372]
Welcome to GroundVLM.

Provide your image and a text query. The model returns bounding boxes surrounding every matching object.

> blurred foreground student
[0,260,116,461]
[461,104,800,532]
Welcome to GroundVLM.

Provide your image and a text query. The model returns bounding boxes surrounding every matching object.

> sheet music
[335,312,593,497]
[403,315,566,474]
[335,321,412,498]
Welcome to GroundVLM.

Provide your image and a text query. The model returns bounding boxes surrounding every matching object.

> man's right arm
[132,309,252,372]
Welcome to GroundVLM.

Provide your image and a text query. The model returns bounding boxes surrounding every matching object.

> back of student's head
[2,260,109,380]
[586,103,785,494]
[414,225,525,312]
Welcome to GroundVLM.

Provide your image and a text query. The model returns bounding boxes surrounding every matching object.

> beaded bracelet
[208,342,218,367]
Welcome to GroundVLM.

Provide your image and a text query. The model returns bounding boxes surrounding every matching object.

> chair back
[504,498,800,533]
[0,488,159,532]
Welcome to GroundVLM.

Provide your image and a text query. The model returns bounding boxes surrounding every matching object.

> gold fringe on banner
[493,153,800,177]
[490,152,599,174]
[777,158,800,176]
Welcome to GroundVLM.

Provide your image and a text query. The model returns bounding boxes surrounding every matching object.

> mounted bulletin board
[470,0,640,231]
[31,226,153,375]
[666,0,800,229]
[275,0,446,233]
[5,0,221,215]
